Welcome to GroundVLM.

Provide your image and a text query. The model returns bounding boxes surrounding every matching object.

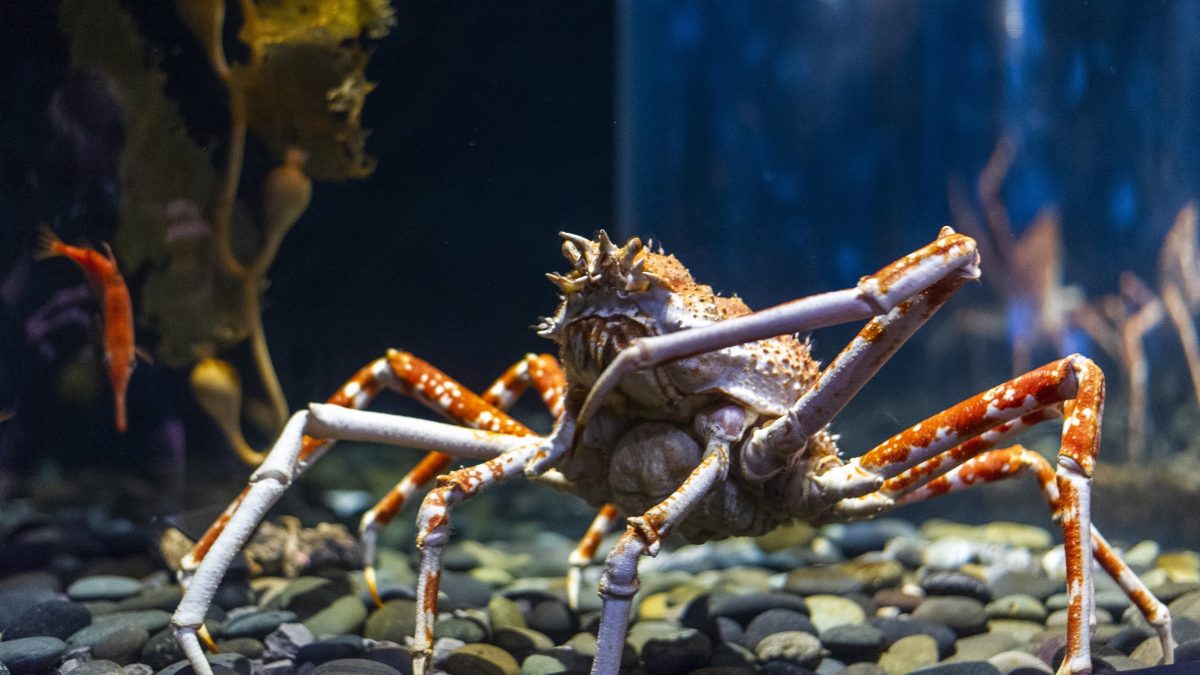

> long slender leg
[813,355,1132,674]
[358,352,560,604]
[567,503,619,609]
[590,404,747,675]
[887,447,1174,664]
[171,407,538,675]
[565,229,980,450]
[742,271,972,480]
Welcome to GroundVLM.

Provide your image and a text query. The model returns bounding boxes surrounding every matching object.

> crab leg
[358,352,563,604]
[815,355,1112,674]
[591,404,747,675]
[567,503,620,609]
[853,445,1175,665]
[410,419,572,674]
[171,409,531,675]
[742,272,971,479]
[566,228,980,450]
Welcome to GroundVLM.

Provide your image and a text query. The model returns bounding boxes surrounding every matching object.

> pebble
[949,631,1019,661]
[276,577,352,619]
[440,571,495,609]
[0,637,67,674]
[873,618,957,659]
[804,594,865,632]
[303,595,367,637]
[443,643,519,675]
[878,634,939,675]
[783,566,865,596]
[214,637,265,660]
[984,594,1047,623]
[487,595,527,631]
[987,572,1062,601]
[363,599,416,643]
[3,599,92,640]
[90,625,151,664]
[709,592,809,625]
[742,609,816,650]
[873,586,924,613]
[66,661,125,675]
[526,598,576,643]
[986,650,1052,674]
[910,662,1001,674]
[912,597,988,637]
[67,576,144,602]
[263,623,315,661]
[435,615,488,644]
[819,623,884,658]
[823,519,918,557]
[222,610,299,639]
[295,635,364,665]
[922,571,992,603]
[754,631,822,669]
[312,658,402,674]
[640,626,712,674]
[492,627,555,662]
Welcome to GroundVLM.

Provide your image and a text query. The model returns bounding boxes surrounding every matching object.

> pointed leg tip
[365,566,384,608]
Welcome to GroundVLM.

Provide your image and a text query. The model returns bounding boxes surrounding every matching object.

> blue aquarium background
[2,0,1200,548]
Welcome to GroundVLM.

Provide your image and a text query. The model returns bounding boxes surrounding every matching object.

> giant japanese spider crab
[172,228,1175,675]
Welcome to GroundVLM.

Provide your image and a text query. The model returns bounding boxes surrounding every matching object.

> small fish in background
[35,225,139,432]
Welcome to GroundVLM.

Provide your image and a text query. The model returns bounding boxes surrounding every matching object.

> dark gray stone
[911,597,988,637]
[709,592,809,625]
[921,572,992,603]
[640,627,712,675]
[439,572,493,609]
[0,636,66,674]
[3,599,92,640]
[65,661,125,675]
[910,662,1001,674]
[89,625,150,664]
[296,635,365,665]
[819,623,885,658]
[141,628,186,670]
[222,610,299,639]
[741,609,816,651]
[312,658,402,675]
[526,599,576,644]
[434,616,488,644]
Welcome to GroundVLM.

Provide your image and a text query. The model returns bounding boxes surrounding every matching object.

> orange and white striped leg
[815,355,1119,675]
[567,503,619,609]
[411,442,545,675]
[359,352,564,605]
[892,447,1174,665]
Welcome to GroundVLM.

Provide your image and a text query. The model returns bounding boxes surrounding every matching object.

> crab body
[540,233,842,541]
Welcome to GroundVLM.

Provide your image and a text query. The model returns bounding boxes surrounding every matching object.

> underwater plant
[56,0,394,462]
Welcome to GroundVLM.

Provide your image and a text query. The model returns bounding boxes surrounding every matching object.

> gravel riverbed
[1,507,1196,675]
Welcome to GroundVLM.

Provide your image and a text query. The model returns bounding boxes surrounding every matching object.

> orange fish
[36,225,137,432]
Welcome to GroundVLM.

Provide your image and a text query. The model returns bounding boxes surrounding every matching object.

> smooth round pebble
[640,627,712,675]
[443,643,519,675]
[985,594,1047,623]
[912,596,988,637]
[435,615,488,644]
[878,633,939,674]
[3,599,91,640]
[742,609,816,650]
[922,572,992,603]
[364,599,416,643]
[0,637,66,674]
[987,650,1052,674]
[492,626,555,662]
[951,631,1019,661]
[67,575,143,602]
[911,661,1001,674]
[783,566,865,596]
[311,657,402,674]
[805,594,865,633]
[303,595,368,636]
[296,635,364,665]
[819,623,884,658]
[67,661,126,675]
[709,591,809,625]
[527,598,577,643]
[223,610,299,639]
[754,630,822,669]
[90,625,151,664]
